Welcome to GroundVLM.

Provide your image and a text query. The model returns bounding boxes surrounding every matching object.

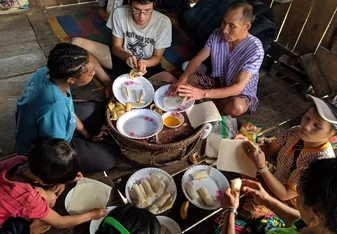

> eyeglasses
[132,7,153,15]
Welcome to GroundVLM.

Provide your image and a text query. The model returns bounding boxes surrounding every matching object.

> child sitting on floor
[243,95,336,202]
[218,95,337,233]
[0,138,107,234]
[96,204,160,234]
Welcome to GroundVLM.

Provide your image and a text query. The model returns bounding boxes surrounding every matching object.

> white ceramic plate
[181,165,229,210]
[125,167,177,215]
[157,216,182,234]
[116,109,163,139]
[153,84,195,113]
[89,206,116,234]
[64,187,75,215]
[112,74,154,108]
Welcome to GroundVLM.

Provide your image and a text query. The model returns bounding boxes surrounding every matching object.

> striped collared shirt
[272,126,335,191]
[205,28,264,111]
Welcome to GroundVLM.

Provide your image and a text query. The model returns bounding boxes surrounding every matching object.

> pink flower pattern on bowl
[124,81,138,86]
[171,112,180,117]
[129,132,135,137]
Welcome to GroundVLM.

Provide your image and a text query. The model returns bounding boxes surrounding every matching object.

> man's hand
[48,184,65,197]
[88,208,108,220]
[221,188,240,210]
[92,125,109,142]
[242,141,266,170]
[74,172,83,182]
[103,80,113,99]
[241,179,271,205]
[137,59,147,72]
[126,55,137,69]
[166,79,187,96]
[177,84,206,102]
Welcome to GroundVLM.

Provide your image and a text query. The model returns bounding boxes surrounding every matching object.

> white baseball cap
[309,95,337,125]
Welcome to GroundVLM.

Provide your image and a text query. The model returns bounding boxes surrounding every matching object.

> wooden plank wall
[263,0,337,55]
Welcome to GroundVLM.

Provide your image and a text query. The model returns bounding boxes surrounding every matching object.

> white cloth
[106,5,172,60]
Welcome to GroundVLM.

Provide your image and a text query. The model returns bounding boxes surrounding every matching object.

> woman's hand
[221,188,240,210]
[242,141,266,169]
[92,125,109,142]
[241,179,271,205]
[88,208,108,220]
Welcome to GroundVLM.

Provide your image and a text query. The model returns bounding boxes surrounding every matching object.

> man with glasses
[72,0,172,98]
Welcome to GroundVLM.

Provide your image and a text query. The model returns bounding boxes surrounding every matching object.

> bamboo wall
[262,0,337,55]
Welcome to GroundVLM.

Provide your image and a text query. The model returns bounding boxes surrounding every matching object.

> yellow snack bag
[239,120,263,142]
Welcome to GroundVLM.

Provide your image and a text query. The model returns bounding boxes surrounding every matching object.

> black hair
[227,1,255,23]
[47,43,89,80]
[130,0,155,4]
[28,138,80,184]
[298,158,337,233]
[96,204,161,234]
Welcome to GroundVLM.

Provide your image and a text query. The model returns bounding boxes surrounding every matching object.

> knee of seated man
[223,99,247,116]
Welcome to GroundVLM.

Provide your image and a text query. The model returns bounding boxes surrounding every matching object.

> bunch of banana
[150,104,163,115]
[108,102,132,121]
[180,201,189,220]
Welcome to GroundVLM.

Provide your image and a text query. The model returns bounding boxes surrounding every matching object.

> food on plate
[198,187,214,206]
[128,101,146,107]
[189,153,199,164]
[150,104,163,115]
[123,86,130,100]
[132,184,148,207]
[138,184,147,197]
[132,90,139,103]
[160,225,171,234]
[180,201,189,220]
[163,116,180,127]
[140,89,145,102]
[108,101,132,121]
[163,96,184,110]
[129,68,147,79]
[141,179,156,197]
[230,178,242,192]
[149,192,171,213]
[184,182,199,200]
[190,170,209,180]
[148,174,166,197]
[129,173,175,213]
[239,120,263,142]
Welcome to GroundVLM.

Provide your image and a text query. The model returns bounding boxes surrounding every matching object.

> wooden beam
[271,2,292,34]
[315,47,337,83]
[278,0,315,50]
[295,0,337,55]
[300,53,331,97]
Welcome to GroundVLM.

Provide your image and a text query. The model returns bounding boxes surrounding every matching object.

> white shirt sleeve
[106,7,124,38]
[154,17,172,49]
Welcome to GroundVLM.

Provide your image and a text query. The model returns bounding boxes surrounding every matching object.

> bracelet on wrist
[257,166,269,174]
[222,206,237,217]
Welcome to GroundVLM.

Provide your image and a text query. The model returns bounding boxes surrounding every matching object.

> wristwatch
[222,206,238,216]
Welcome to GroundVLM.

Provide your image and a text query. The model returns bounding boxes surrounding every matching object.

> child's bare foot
[30,220,51,234]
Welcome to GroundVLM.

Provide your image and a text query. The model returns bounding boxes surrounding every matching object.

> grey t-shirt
[106,5,172,60]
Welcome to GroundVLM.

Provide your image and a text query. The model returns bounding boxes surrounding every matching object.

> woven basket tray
[106,80,205,166]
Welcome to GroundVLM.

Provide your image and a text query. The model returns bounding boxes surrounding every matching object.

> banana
[189,152,199,164]
[180,201,189,220]
[125,102,132,111]
[116,102,125,110]
[129,101,145,107]
[123,87,130,100]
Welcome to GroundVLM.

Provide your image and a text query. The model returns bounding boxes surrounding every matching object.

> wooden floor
[0,4,313,233]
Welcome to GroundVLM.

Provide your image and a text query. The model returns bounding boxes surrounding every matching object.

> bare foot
[30,220,51,234]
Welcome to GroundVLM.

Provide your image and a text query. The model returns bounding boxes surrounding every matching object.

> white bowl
[162,112,185,129]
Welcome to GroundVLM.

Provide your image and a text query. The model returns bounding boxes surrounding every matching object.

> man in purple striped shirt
[166,1,264,116]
